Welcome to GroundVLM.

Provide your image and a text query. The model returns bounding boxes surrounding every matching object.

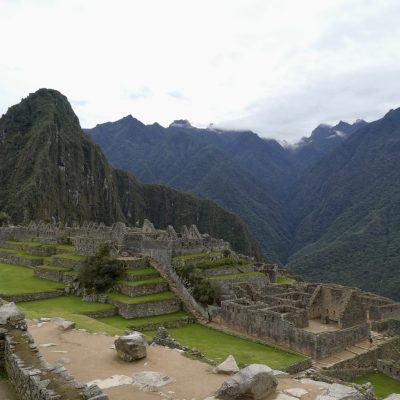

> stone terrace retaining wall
[108,298,181,319]
[117,281,169,297]
[34,267,66,282]
[377,359,400,381]
[50,257,83,270]
[0,305,109,400]
[82,308,117,318]
[2,291,64,303]
[0,252,43,267]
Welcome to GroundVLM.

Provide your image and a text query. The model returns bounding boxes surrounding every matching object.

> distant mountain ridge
[88,109,400,300]
[0,89,262,258]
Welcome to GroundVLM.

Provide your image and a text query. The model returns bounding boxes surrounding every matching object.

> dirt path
[0,379,18,400]
[28,321,326,400]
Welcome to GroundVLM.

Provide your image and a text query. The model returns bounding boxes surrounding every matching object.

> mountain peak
[169,119,193,129]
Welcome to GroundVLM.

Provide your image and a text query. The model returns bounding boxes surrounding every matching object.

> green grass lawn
[209,272,265,281]
[118,277,165,286]
[52,253,85,261]
[0,262,64,295]
[107,291,176,304]
[5,240,41,247]
[352,372,400,398]
[98,311,190,330]
[164,324,305,368]
[0,248,48,260]
[276,276,296,284]
[126,268,159,276]
[173,251,223,260]
[17,295,115,315]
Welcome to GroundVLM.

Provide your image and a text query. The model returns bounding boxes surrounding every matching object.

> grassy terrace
[165,324,305,368]
[209,272,265,281]
[0,262,63,295]
[351,371,400,399]
[107,291,176,304]
[98,311,190,330]
[118,277,166,286]
[18,295,114,315]
[173,251,223,260]
[52,252,85,261]
[276,276,296,284]
[126,268,159,276]
[0,248,48,260]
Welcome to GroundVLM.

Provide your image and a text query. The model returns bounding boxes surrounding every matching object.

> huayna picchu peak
[0,89,262,258]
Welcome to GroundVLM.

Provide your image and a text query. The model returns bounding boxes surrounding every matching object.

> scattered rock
[213,355,239,375]
[115,332,147,361]
[0,302,25,325]
[40,343,57,348]
[39,317,51,322]
[52,317,76,331]
[284,388,308,398]
[316,383,364,400]
[131,371,173,391]
[88,375,133,390]
[275,394,297,400]
[272,370,289,377]
[383,395,400,400]
[215,364,278,400]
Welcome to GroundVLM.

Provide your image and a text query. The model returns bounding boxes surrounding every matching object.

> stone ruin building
[1,219,400,381]
[216,281,400,362]
[0,219,230,266]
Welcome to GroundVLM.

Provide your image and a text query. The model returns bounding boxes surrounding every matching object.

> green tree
[78,244,124,293]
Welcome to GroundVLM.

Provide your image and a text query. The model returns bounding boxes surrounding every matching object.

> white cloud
[1,0,400,140]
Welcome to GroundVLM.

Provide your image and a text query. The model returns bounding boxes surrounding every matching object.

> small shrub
[0,212,11,227]
[223,249,231,258]
[78,244,124,293]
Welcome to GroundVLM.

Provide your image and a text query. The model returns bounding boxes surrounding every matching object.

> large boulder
[316,383,364,400]
[215,364,278,400]
[384,395,400,400]
[213,355,240,375]
[115,332,147,362]
[0,302,25,325]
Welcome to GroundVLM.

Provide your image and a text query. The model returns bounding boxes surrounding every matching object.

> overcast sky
[1,0,400,142]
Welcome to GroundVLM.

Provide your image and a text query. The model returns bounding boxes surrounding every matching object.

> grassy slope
[107,291,176,304]
[352,372,400,399]
[165,324,305,368]
[0,262,63,295]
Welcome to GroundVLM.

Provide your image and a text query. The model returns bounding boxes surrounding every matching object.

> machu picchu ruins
[1,220,400,400]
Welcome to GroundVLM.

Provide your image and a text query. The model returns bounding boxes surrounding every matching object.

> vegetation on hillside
[0,89,262,259]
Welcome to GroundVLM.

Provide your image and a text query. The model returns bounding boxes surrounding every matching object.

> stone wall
[0,304,109,400]
[377,359,400,381]
[326,337,400,370]
[108,298,181,319]
[2,291,64,303]
[117,281,169,297]
[219,300,370,359]
[0,251,43,267]
[314,324,370,359]
[370,303,400,321]
[212,275,269,296]
[34,267,65,282]
[150,259,209,320]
